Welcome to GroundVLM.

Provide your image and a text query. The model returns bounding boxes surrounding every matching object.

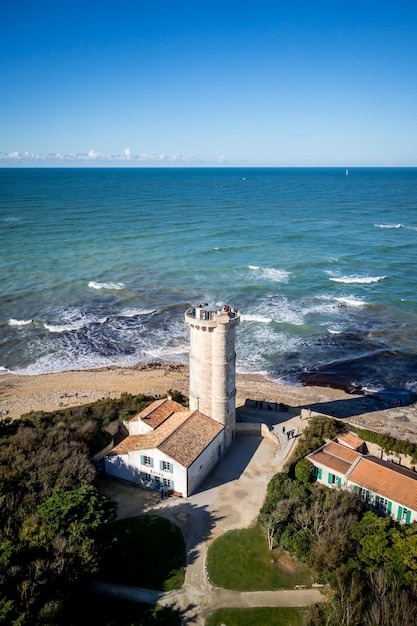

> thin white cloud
[0,150,229,166]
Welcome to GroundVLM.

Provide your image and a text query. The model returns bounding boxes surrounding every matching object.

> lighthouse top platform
[185,303,240,325]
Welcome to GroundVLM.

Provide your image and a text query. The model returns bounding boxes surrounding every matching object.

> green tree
[295,458,313,483]
[350,512,393,570]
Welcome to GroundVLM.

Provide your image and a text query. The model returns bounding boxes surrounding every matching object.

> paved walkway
[96,409,325,624]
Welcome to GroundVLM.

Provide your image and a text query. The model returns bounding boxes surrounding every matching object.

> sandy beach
[1,362,417,443]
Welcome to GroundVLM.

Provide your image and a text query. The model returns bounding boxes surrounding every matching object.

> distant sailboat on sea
[346,169,349,176]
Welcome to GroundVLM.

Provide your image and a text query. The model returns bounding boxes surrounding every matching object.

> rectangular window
[379,497,388,513]
[163,478,172,488]
[402,508,410,523]
[358,487,367,501]
[143,455,152,466]
[162,461,172,472]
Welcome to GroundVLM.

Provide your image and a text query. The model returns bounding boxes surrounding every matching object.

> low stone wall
[92,439,114,463]
[92,419,119,462]
[236,422,278,443]
[105,419,120,436]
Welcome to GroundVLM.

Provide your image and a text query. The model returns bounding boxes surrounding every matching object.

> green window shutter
[327,472,333,484]
[375,495,380,506]
[353,485,358,493]
[338,477,342,486]
[397,505,403,521]
[318,468,322,480]
[387,501,392,514]
[405,510,411,525]
[366,490,370,503]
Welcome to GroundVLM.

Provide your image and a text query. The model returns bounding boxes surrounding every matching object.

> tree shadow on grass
[97,474,224,574]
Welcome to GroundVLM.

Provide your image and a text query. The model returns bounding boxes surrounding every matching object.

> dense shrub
[0,392,157,625]
[355,427,417,460]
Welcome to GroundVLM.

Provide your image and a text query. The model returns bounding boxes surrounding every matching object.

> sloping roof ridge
[337,431,365,447]
[128,397,166,423]
[154,409,194,448]
[155,409,210,449]
[345,453,364,479]
[130,397,187,426]
[324,440,363,460]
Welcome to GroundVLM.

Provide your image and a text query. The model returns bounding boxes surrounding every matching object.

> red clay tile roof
[336,432,365,450]
[323,441,363,464]
[110,411,192,455]
[308,441,363,475]
[348,457,417,511]
[159,411,224,468]
[309,450,352,475]
[108,409,224,467]
[129,398,187,429]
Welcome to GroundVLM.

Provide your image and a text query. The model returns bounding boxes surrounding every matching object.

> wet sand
[1,362,417,443]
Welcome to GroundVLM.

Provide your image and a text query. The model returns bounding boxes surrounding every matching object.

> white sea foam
[375,223,417,232]
[44,320,88,333]
[43,310,108,333]
[119,307,156,317]
[334,295,366,306]
[375,223,403,229]
[9,318,33,326]
[328,274,385,284]
[241,314,272,323]
[249,265,290,282]
[88,281,125,290]
[12,353,135,375]
[316,295,366,308]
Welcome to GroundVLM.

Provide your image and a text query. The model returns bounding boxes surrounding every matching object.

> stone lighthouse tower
[184,304,240,448]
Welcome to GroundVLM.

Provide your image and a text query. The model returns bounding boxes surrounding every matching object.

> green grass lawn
[99,514,186,590]
[206,523,312,590]
[206,607,307,626]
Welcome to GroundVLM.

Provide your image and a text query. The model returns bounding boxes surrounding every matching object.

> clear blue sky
[2,1,417,166]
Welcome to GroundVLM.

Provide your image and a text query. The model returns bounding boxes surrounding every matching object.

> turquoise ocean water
[1,167,417,393]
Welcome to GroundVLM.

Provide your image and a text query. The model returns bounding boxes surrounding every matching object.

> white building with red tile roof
[104,398,224,497]
[104,304,240,497]
[307,434,417,525]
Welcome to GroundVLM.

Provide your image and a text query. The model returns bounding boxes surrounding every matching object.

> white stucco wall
[105,430,225,497]
[187,430,224,495]
[105,447,188,495]
[124,419,153,435]
[347,482,417,525]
